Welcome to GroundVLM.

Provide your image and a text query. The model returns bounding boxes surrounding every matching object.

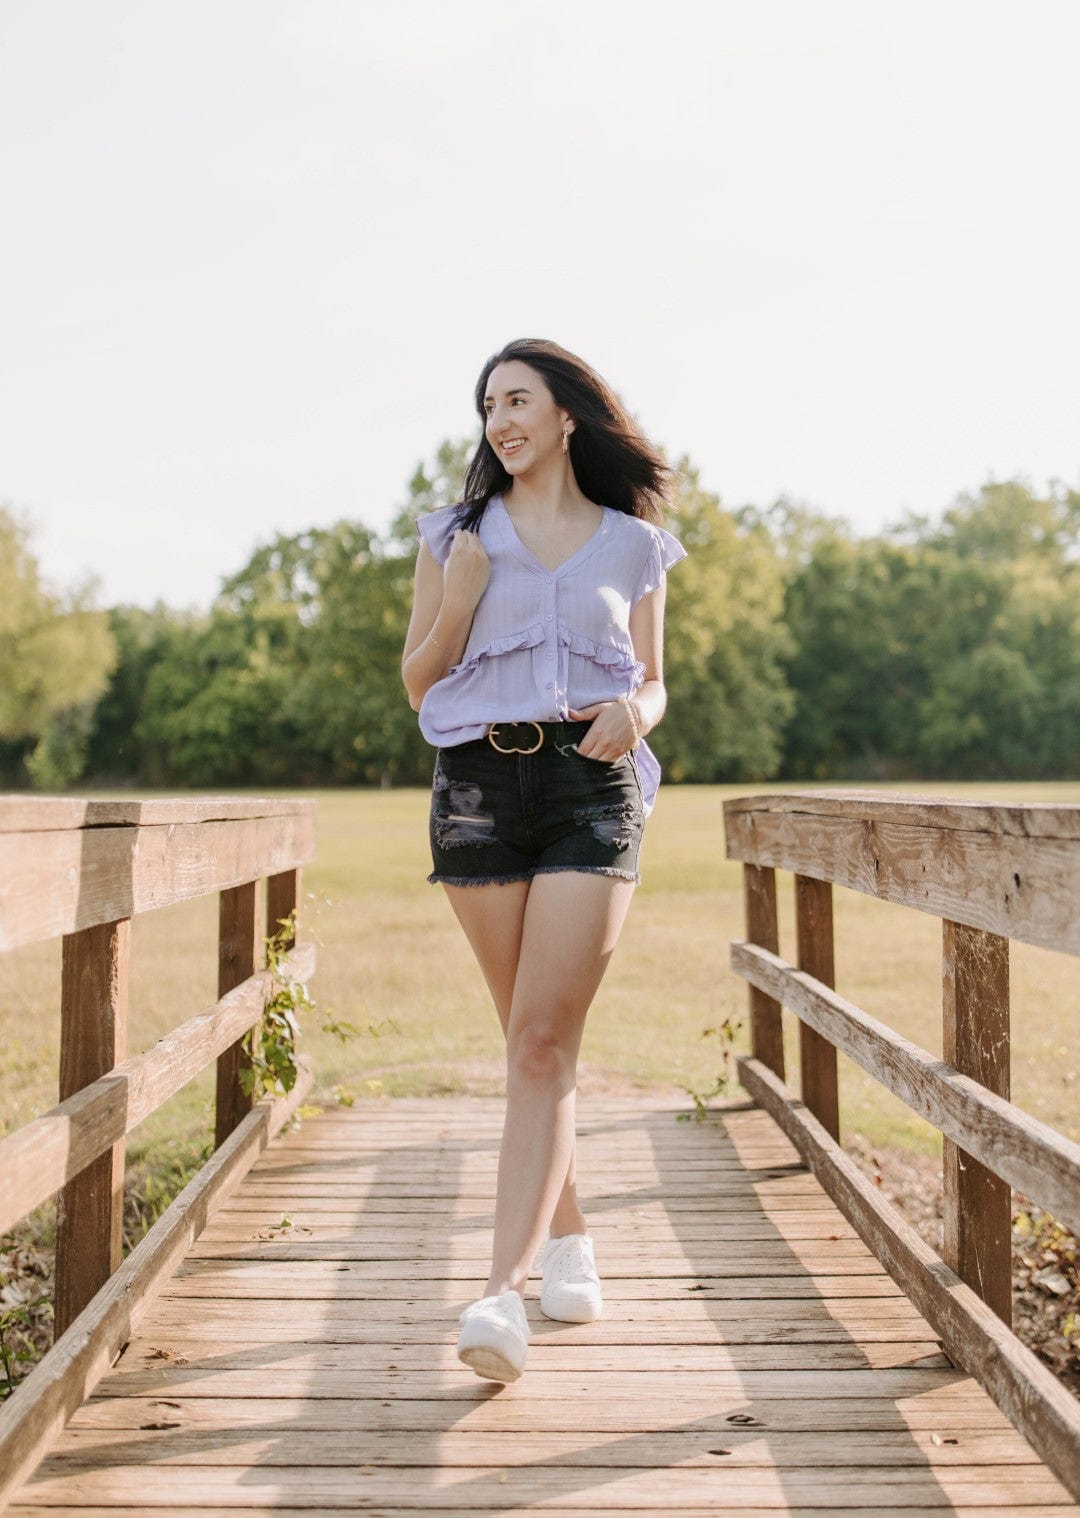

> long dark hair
[455,338,674,530]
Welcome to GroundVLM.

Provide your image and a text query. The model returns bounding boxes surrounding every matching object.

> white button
[546,652,555,661]
[546,613,553,621]
[545,576,553,584]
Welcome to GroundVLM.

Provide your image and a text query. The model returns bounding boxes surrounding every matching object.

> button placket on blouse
[542,573,558,711]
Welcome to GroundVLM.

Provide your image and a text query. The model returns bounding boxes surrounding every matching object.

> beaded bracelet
[619,694,642,749]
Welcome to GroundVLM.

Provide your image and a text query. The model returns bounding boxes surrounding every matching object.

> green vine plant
[240,909,397,1104]
[678,1016,744,1122]
[240,911,334,1101]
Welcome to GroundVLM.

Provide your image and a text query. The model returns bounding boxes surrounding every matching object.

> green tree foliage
[125,445,478,788]
[84,604,194,781]
[18,459,1079,791]
[266,520,426,785]
[660,463,793,781]
[779,480,1080,779]
[297,441,471,785]
[0,507,116,788]
[134,533,324,786]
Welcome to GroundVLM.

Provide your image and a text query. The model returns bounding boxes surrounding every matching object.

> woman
[401,338,685,1383]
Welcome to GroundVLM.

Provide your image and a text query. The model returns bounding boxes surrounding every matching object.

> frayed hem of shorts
[427,865,640,887]
[427,871,533,887]
[531,864,641,884]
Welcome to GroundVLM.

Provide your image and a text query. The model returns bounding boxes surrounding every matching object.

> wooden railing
[725,790,1080,1503]
[0,795,317,1505]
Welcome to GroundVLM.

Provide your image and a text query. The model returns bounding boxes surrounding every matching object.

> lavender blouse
[416,494,686,812]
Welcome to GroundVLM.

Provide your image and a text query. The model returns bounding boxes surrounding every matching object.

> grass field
[2,781,1079,1171]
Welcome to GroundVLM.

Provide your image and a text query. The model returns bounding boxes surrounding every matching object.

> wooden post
[795,874,840,1141]
[55,919,130,1336]
[266,869,299,952]
[214,882,259,1148]
[743,864,784,1079]
[943,919,1012,1325]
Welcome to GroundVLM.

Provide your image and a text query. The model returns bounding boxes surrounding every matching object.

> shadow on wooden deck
[10,1096,1076,1516]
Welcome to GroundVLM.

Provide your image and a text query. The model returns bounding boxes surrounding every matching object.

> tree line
[3,442,1078,790]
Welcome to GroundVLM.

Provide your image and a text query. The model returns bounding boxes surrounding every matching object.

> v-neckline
[494,494,608,576]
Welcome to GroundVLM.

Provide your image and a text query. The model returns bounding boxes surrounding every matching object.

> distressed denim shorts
[428,721,646,887]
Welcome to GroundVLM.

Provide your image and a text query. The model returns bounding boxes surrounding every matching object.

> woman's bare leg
[443,879,587,1236]
[481,871,636,1298]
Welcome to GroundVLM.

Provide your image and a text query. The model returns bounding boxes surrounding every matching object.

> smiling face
[483,359,573,474]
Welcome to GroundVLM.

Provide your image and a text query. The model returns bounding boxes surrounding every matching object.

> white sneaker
[456,1290,529,1382]
[537,1233,603,1323]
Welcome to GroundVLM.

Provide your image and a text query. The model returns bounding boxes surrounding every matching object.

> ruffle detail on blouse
[457,623,546,668]
[415,504,461,567]
[559,626,646,685]
[631,525,687,605]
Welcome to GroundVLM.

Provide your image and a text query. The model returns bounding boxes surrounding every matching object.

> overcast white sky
[2,1,1078,610]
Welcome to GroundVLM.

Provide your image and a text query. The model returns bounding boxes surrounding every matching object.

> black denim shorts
[428,721,646,887]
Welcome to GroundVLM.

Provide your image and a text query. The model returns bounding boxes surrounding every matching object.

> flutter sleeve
[631,524,687,607]
[415,504,460,567]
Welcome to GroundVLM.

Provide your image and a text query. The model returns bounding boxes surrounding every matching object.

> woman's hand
[568,700,639,761]
[441,529,490,614]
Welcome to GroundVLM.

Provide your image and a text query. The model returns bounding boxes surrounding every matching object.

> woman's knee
[507,1019,577,1086]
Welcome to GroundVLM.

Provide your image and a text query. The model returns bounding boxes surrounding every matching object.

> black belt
[485,720,591,755]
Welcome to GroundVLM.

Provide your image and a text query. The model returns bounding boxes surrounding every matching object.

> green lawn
[2,781,1078,1167]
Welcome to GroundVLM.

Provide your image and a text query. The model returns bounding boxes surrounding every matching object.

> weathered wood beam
[0,944,315,1234]
[724,797,1080,954]
[0,810,316,952]
[54,919,130,1337]
[730,941,1080,1235]
[742,863,784,1079]
[794,874,839,1140]
[943,920,1012,1324]
[0,1065,314,1512]
[214,883,258,1148]
[738,1053,1080,1506]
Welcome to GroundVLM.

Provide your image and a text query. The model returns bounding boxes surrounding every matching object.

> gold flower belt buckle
[487,721,544,755]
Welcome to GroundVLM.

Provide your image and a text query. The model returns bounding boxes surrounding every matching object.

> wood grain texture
[8,1097,1076,1516]
[0,1065,313,1513]
[723,790,1080,840]
[11,1465,1074,1510]
[738,1055,1080,1507]
[9,1507,1080,1518]
[0,810,316,951]
[214,883,258,1148]
[265,869,299,946]
[54,920,130,1337]
[943,921,1012,1325]
[9,1509,1080,1518]
[743,863,784,1078]
[730,940,1080,1235]
[794,875,839,1140]
[723,798,1080,954]
[0,944,315,1234]
[24,1424,1051,1466]
[0,795,315,832]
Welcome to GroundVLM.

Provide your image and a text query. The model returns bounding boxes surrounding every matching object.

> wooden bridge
[1,792,1078,1515]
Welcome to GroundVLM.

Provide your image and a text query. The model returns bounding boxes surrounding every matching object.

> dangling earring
[562,427,571,455]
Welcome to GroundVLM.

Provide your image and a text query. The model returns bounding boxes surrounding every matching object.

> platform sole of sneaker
[540,1291,603,1324]
[457,1344,524,1382]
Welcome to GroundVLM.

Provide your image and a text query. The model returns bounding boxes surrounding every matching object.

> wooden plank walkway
[8,1096,1078,1516]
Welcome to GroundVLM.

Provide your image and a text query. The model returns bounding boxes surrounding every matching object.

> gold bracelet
[428,630,452,656]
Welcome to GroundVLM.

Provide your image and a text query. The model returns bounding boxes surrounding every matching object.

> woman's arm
[626,578,668,736]
[401,532,490,712]
[569,579,669,759]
